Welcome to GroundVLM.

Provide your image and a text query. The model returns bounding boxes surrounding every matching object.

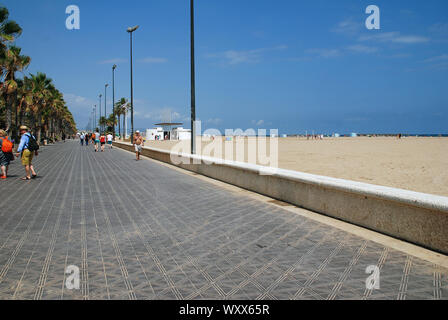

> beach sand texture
[141,136,448,197]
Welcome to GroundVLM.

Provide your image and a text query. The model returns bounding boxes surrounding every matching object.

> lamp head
[127,25,139,33]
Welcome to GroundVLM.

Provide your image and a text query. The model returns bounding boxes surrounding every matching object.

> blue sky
[4,0,448,134]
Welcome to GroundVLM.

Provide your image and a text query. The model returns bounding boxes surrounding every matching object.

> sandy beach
[141,136,448,197]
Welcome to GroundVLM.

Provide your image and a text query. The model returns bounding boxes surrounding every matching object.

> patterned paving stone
[0,140,447,300]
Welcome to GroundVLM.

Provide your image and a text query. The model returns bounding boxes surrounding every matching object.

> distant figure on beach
[15,126,38,181]
[133,130,144,161]
[94,129,100,152]
[398,134,402,139]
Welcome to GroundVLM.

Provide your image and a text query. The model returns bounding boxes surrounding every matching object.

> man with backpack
[0,129,14,179]
[15,126,39,181]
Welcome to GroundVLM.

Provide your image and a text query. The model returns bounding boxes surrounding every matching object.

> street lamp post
[93,105,96,131]
[127,25,139,144]
[99,94,102,132]
[112,64,117,139]
[105,84,109,132]
[190,0,196,154]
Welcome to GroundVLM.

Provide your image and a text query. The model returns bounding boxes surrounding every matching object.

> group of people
[77,129,144,161]
[0,126,147,182]
[0,126,39,181]
[78,130,113,152]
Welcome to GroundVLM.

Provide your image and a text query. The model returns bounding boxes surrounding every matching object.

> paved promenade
[0,140,446,300]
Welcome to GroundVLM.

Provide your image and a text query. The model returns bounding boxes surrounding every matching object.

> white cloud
[331,18,363,35]
[64,94,95,111]
[429,23,448,35]
[423,54,448,71]
[251,120,265,126]
[99,58,127,64]
[206,118,222,125]
[139,108,182,123]
[424,54,448,63]
[306,48,341,58]
[139,57,168,64]
[206,45,288,65]
[347,45,379,54]
[359,32,429,44]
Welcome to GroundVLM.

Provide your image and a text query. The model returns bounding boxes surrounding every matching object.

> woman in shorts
[100,134,106,152]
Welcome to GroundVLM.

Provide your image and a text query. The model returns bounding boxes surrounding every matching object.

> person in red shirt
[100,134,106,152]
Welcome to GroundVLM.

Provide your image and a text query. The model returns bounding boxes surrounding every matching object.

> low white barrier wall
[114,141,448,254]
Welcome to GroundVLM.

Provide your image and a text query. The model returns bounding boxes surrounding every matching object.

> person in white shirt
[94,130,101,152]
[106,133,113,149]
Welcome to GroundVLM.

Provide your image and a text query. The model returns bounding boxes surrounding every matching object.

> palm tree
[28,72,53,142]
[0,7,22,63]
[114,97,128,138]
[0,6,77,140]
[121,102,131,139]
[0,45,31,137]
[15,77,31,131]
[98,116,107,133]
[107,113,117,133]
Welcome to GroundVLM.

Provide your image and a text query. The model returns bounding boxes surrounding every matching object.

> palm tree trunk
[37,114,42,144]
[118,114,121,138]
[4,87,12,135]
[123,111,126,139]
[14,97,18,141]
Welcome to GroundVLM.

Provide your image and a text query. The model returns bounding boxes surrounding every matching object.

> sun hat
[19,125,29,131]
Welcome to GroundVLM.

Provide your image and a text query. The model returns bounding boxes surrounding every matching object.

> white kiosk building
[146,123,191,141]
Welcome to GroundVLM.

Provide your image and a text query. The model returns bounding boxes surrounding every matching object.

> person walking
[15,126,38,181]
[0,129,14,179]
[107,132,113,150]
[133,130,144,161]
[94,129,100,152]
[100,133,106,152]
[80,133,85,146]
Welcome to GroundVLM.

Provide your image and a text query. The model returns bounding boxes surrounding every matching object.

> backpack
[0,137,13,153]
[26,133,40,152]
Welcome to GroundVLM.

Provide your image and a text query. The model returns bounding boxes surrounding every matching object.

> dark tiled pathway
[0,140,446,300]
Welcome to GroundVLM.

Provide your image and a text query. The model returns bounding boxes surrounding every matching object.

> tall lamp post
[112,64,117,139]
[93,105,96,131]
[127,25,139,144]
[105,84,109,132]
[190,0,196,154]
[99,94,102,132]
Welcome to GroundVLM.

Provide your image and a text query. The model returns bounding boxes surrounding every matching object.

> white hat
[135,130,140,133]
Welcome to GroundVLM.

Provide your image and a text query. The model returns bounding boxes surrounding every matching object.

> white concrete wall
[113,141,448,254]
